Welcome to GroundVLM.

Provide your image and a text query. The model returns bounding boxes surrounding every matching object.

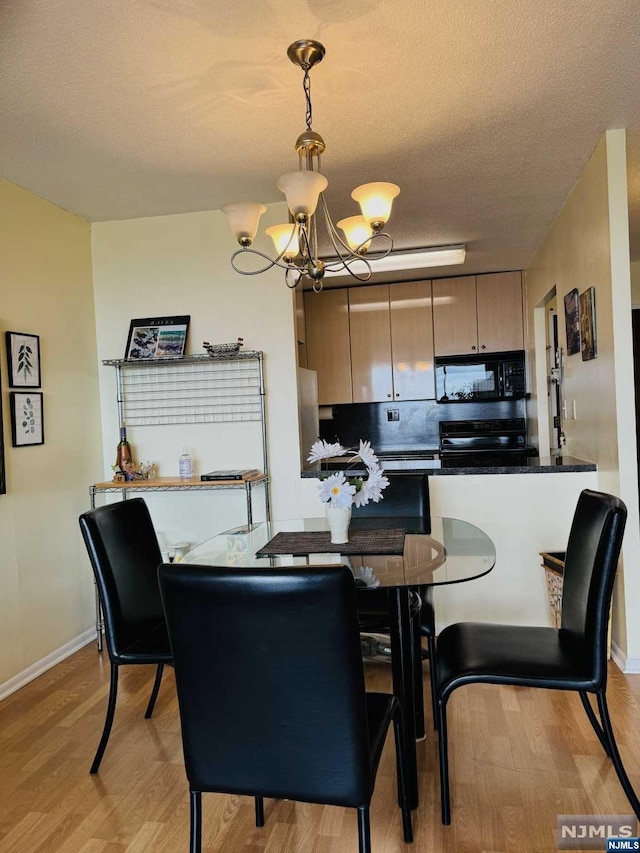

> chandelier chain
[303,67,313,131]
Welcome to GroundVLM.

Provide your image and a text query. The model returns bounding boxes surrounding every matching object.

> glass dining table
[183,514,496,810]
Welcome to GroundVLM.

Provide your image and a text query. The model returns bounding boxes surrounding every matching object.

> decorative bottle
[179,446,193,479]
[115,423,133,473]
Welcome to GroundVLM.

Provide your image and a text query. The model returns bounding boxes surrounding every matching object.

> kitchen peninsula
[303,455,596,475]
[298,456,598,636]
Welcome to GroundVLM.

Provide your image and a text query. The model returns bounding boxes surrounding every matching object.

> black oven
[435,351,525,403]
[439,418,536,468]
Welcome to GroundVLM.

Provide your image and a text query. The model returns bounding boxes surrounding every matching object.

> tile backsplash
[319,399,526,453]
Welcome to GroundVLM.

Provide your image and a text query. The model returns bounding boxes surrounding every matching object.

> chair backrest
[353,473,430,519]
[560,489,627,686]
[79,498,164,660]
[158,563,373,807]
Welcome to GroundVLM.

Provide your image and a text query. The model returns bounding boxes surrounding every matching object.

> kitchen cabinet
[433,271,523,356]
[390,281,436,400]
[349,280,435,403]
[304,288,353,405]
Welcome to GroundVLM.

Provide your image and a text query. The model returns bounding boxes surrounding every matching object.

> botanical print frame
[10,392,44,447]
[0,372,5,494]
[5,331,41,387]
[580,286,597,361]
[125,315,190,360]
[563,289,580,356]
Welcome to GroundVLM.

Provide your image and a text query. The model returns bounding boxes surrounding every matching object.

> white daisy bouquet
[307,439,390,509]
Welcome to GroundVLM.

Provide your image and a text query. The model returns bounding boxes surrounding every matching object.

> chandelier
[222,39,400,292]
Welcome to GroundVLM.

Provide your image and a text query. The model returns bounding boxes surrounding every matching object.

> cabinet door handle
[471,345,476,351]
[480,344,486,350]
[395,392,400,398]
[387,393,392,398]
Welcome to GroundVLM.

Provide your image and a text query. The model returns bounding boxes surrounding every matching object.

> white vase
[325,503,352,545]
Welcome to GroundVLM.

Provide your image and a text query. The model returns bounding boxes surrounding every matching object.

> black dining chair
[79,497,172,774]
[353,474,437,735]
[158,562,414,853]
[435,488,640,824]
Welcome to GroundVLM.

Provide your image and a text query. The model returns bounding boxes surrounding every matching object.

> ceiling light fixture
[221,39,400,292]
[323,244,467,277]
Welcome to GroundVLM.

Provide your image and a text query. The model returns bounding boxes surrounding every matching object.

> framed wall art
[125,315,190,360]
[0,372,5,494]
[5,331,41,387]
[10,392,44,447]
[580,286,597,361]
[563,289,580,356]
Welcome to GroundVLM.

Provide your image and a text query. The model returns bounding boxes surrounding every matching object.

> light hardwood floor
[1,646,640,852]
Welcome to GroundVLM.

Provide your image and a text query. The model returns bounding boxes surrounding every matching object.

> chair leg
[427,632,438,731]
[412,612,426,740]
[190,791,202,853]
[437,698,451,825]
[254,796,265,827]
[90,662,119,774]
[357,806,371,853]
[579,691,611,757]
[596,691,640,820]
[144,663,165,719]
[392,710,414,843]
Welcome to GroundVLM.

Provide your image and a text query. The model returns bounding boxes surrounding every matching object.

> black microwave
[435,351,526,403]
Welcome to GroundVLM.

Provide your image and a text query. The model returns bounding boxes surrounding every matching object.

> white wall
[0,180,102,691]
[525,131,640,667]
[91,205,322,549]
[429,471,598,629]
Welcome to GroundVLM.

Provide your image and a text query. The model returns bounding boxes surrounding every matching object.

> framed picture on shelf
[125,315,190,360]
[563,289,580,355]
[10,392,44,447]
[580,286,597,361]
[5,331,41,387]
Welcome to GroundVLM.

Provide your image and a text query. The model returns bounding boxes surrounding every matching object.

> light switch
[386,409,400,422]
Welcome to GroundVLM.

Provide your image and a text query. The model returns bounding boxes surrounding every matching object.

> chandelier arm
[320,194,395,261]
[298,223,313,265]
[285,267,304,289]
[320,196,363,259]
[230,247,298,275]
[310,210,320,264]
[358,231,395,259]
[327,255,373,282]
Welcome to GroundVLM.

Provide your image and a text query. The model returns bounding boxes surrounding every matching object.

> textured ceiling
[3,0,640,278]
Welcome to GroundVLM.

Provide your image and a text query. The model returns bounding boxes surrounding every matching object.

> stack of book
[200,469,259,481]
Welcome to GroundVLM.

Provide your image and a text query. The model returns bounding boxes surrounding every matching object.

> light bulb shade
[337,215,373,253]
[221,202,267,245]
[265,223,300,260]
[277,171,328,218]
[351,182,400,228]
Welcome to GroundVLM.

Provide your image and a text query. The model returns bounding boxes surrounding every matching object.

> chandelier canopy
[222,39,400,291]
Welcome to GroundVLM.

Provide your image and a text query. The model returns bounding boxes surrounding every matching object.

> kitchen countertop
[301,455,596,477]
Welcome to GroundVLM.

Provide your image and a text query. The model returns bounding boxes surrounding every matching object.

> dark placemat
[256,528,406,557]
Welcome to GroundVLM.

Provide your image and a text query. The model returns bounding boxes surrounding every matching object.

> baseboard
[0,628,97,703]
[610,640,640,674]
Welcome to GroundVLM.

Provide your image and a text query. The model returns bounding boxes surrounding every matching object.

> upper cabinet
[433,271,523,356]
[304,271,522,405]
[390,281,436,401]
[304,288,352,405]
[349,281,435,403]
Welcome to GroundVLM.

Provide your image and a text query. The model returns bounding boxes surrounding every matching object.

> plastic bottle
[179,446,193,479]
